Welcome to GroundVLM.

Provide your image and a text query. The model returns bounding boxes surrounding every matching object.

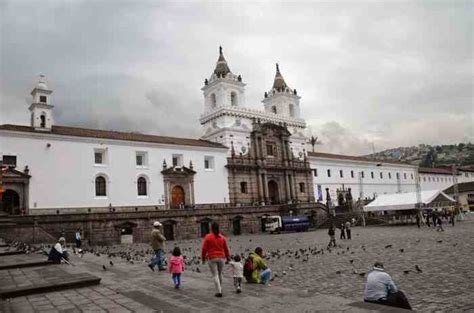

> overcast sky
[1,0,472,155]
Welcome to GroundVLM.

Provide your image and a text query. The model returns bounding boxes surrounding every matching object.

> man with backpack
[244,247,271,285]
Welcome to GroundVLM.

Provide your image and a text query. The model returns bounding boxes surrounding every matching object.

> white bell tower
[262,63,301,118]
[29,75,54,131]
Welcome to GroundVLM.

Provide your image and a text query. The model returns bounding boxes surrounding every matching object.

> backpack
[243,256,254,279]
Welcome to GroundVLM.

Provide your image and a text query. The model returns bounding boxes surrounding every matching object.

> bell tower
[201,46,246,113]
[262,63,301,118]
[29,75,54,131]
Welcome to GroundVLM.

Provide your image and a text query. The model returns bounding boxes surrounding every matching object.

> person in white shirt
[48,237,68,263]
[75,229,82,249]
[364,262,412,310]
[229,254,244,293]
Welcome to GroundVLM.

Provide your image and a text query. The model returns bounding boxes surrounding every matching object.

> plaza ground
[1,216,473,312]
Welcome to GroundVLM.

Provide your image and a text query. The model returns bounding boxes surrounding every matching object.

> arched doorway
[2,190,20,215]
[268,180,279,204]
[232,217,242,235]
[171,185,185,208]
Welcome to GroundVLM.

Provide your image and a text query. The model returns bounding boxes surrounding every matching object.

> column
[293,173,299,201]
[263,173,269,203]
[285,171,291,203]
[257,171,263,203]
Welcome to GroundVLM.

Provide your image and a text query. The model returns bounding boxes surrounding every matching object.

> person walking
[201,222,231,298]
[340,223,346,240]
[363,261,412,310]
[436,216,444,232]
[229,254,244,293]
[169,247,185,289]
[148,221,166,271]
[75,228,82,249]
[345,221,352,239]
[328,224,336,248]
[415,214,421,228]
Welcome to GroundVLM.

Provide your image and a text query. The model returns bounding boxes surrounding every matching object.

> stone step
[0,272,101,299]
[0,260,56,270]
[0,250,25,257]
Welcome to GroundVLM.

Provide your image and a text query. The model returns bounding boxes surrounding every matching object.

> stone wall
[0,203,327,245]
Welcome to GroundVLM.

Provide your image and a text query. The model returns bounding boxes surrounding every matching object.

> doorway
[232,218,241,235]
[171,185,185,208]
[268,180,279,204]
[120,226,133,244]
[200,221,210,237]
[2,190,20,215]
[163,223,175,240]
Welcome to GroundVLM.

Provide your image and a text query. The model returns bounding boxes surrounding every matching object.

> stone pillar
[293,173,299,201]
[285,171,291,203]
[257,171,263,203]
[263,173,269,203]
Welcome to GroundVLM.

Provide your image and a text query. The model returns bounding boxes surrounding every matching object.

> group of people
[417,210,456,231]
[327,220,353,248]
[148,220,271,297]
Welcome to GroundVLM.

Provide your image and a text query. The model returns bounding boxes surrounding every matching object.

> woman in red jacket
[201,222,231,297]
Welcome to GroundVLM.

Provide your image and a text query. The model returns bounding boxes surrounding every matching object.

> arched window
[211,93,217,108]
[137,177,147,196]
[271,106,277,114]
[240,182,248,194]
[289,103,295,116]
[95,176,107,197]
[230,92,237,106]
[40,114,46,128]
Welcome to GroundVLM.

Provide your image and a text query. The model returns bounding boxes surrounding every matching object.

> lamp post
[358,171,366,227]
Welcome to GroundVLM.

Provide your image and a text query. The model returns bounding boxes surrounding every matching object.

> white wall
[309,157,418,203]
[0,130,229,210]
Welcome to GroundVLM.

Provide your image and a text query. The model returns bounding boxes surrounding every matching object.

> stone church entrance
[171,186,185,207]
[2,190,20,215]
[268,180,279,204]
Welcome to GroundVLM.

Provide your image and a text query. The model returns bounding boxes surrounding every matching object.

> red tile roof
[307,151,412,166]
[418,167,454,175]
[0,124,227,149]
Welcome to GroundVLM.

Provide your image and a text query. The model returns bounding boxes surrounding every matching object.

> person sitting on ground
[245,247,271,285]
[48,237,69,263]
[363,261,412,310]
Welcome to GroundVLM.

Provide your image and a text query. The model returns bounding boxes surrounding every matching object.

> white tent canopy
[364,190,455,212]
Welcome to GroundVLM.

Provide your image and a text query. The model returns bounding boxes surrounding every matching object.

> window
[204,156,215,170]
[136,152,148,167]
[299,182,305,193]
[465,172,469,178]
[266,143,275,156]
[361,171,364,178]
[137,177,147,196]
[350,170,354,178]
[389,172,392,179]
[95,176,107,197]
[404,173,407,179]
[94,151,104,164]
[39,95,47,103]
[327,169,331,177]
[411,173,414,179]
[339,170,343,178]
[230,92,237,106]
[271,106,277,114]
[396,172,400,179]
[313,169,318,177]
[40,114,46,128]
[2,155,17,167]
[172,154,183,167]
[423,177,426,182]
[240,182,248,193]
[210,93,217,108]
[380,172,383,179]
[371,171,374,179]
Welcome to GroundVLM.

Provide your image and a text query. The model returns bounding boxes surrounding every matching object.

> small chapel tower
[29,75,54,131]
[262,63,301,118]
[201,46,246,113]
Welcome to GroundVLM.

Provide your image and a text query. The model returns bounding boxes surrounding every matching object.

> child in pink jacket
[169,247,185,289]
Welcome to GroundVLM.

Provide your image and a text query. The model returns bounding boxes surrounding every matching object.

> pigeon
[415,265,423,273]
[358,272,366,277]
[403,270,411,274]
[399,249,404,253]
[102,265,107,271]
[196,267,201,273]
[109,261,114,266]
[385,244,393,249]
[336,270,341,274]
[437,240,443,243]
[350,259,354,264]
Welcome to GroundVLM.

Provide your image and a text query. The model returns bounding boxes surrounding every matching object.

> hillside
[365,143,474,168]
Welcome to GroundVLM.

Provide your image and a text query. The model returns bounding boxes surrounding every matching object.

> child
[229,254,244,293]
[169,247,185,289]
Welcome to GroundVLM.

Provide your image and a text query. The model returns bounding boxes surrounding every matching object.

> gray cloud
[1,1,472,154]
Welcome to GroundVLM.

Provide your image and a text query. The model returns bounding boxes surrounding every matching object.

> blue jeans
[172,273,181,286]
[149,249,165,270]
[260,268,272,284]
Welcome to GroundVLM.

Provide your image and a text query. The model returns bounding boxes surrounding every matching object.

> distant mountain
[365,143,474,168]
